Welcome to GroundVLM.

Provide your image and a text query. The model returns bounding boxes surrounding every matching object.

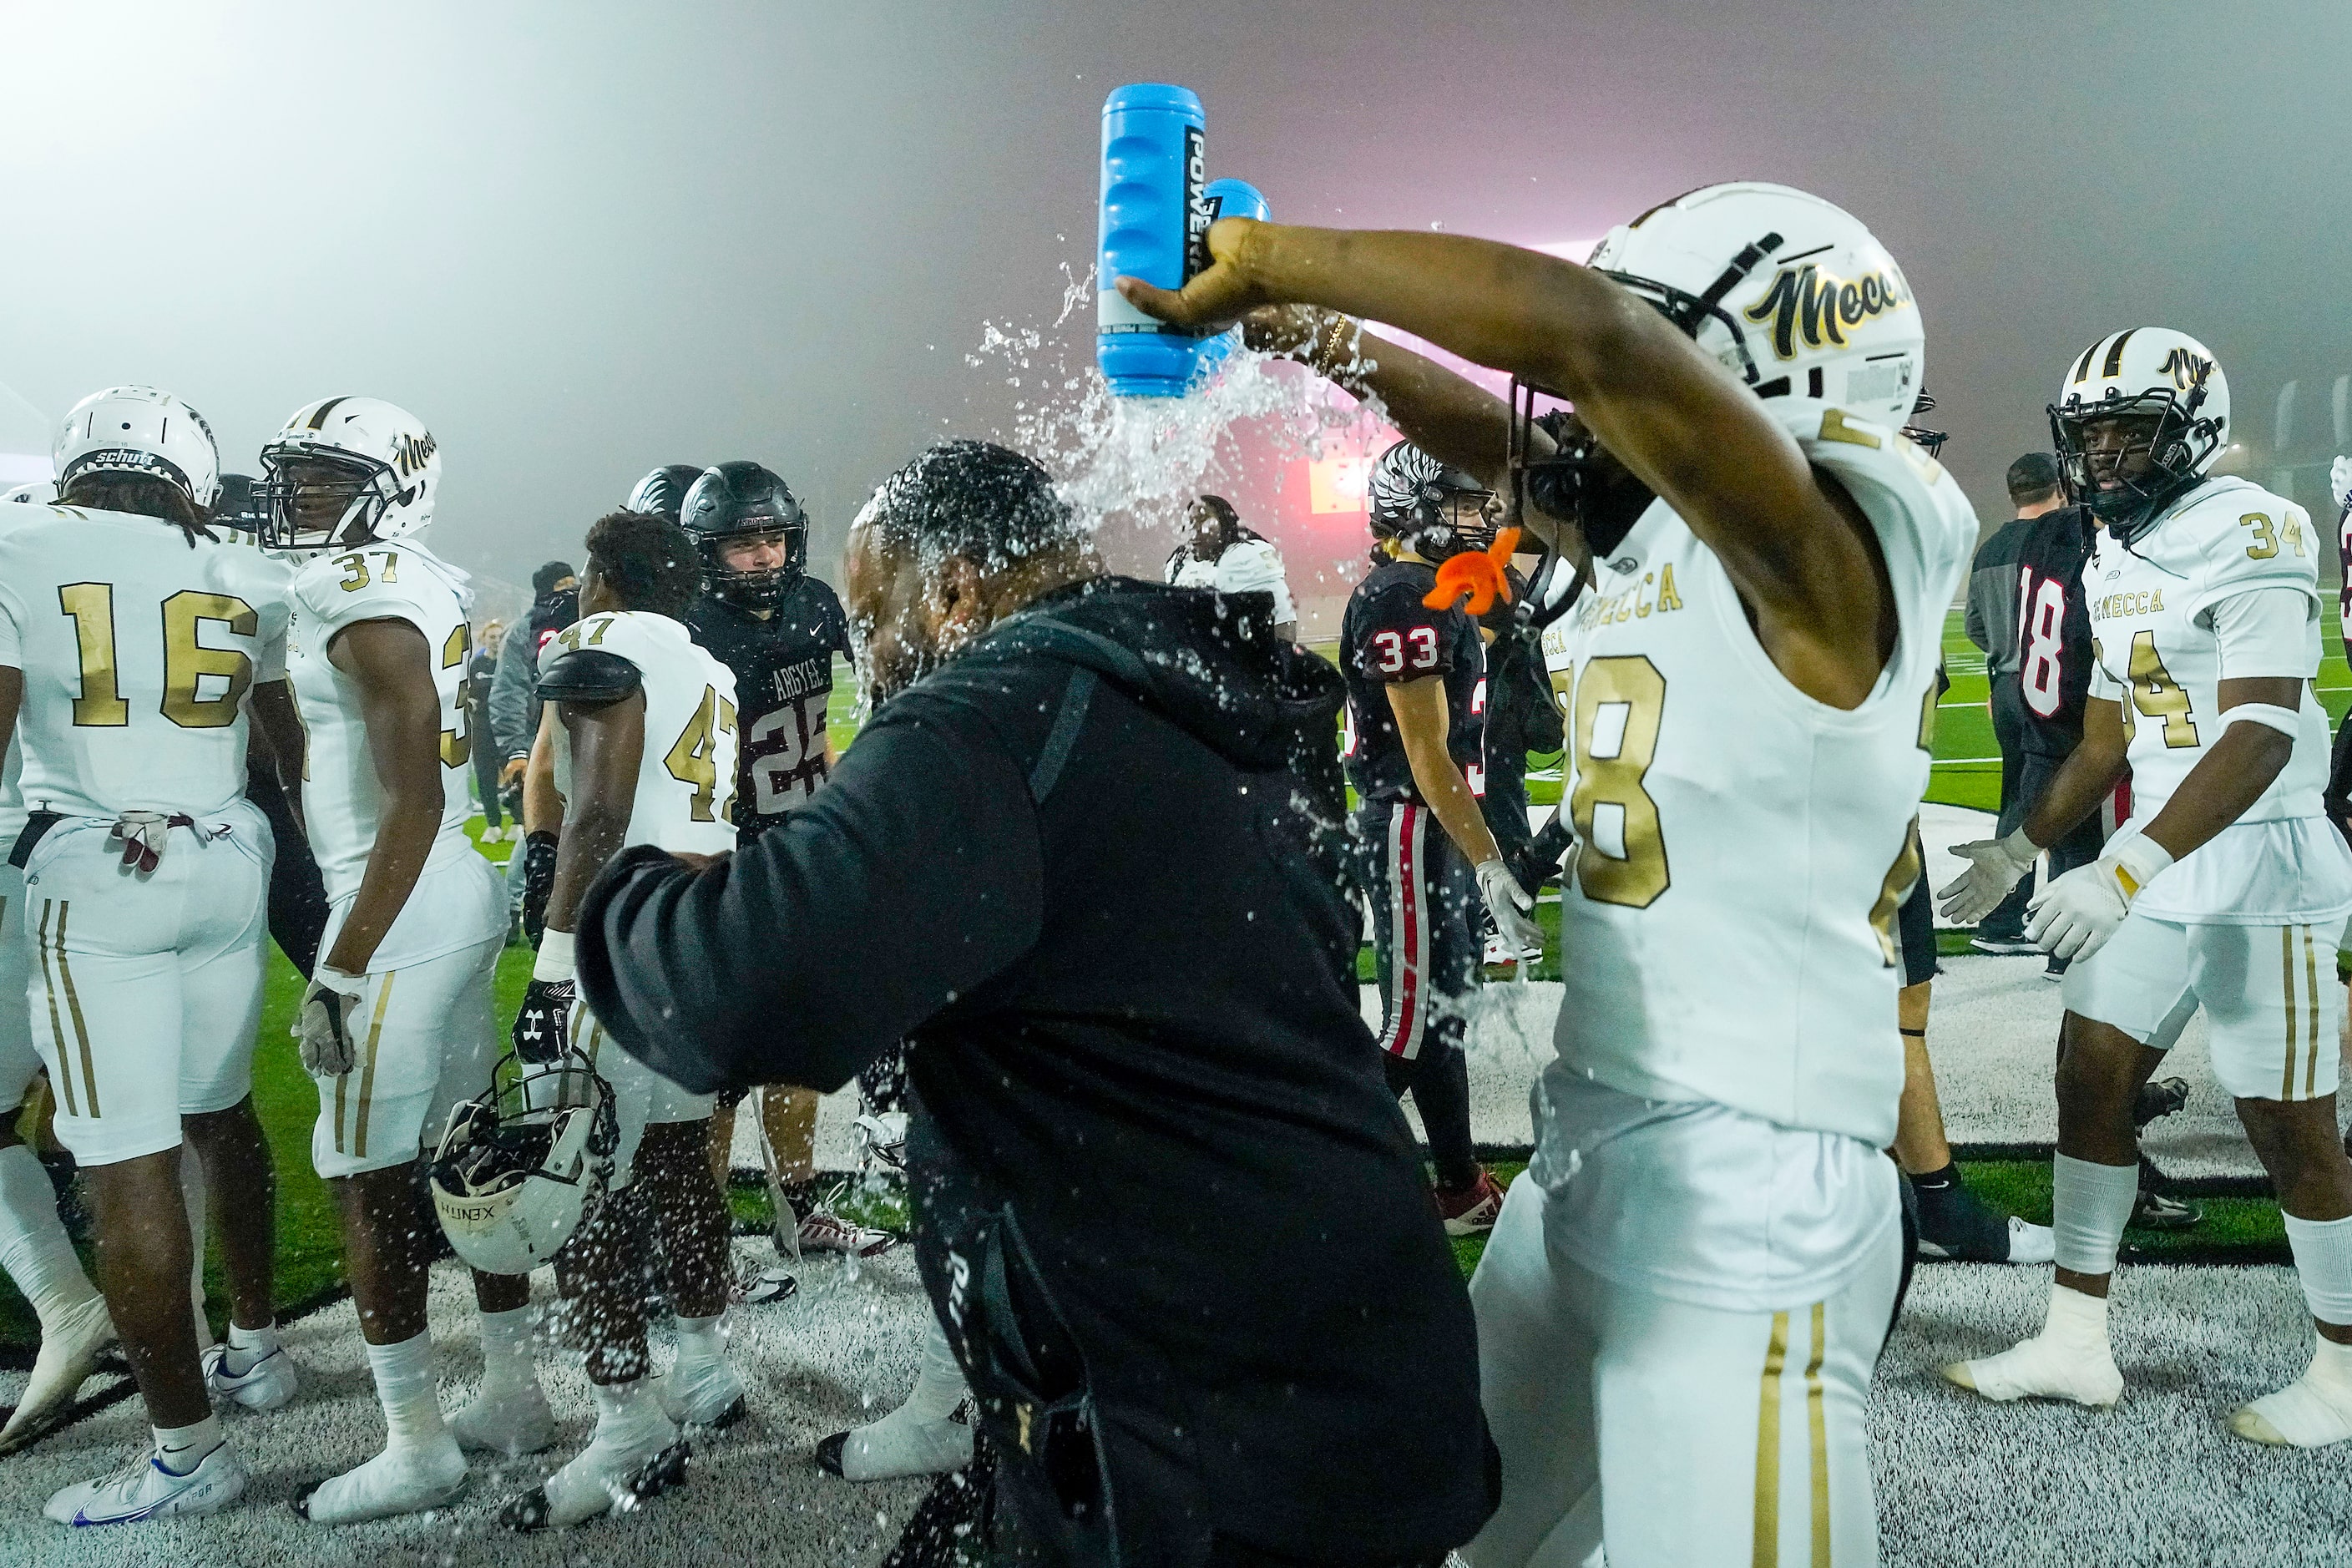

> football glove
[1937,827,2040,926]
[298,966,367,1078]
[512,978,575,1064]
[2026,834,2174,963]
[1476,857,1545,959]
[1505,812,1575,898]
[519,830,560,947]
[108,810,193,874]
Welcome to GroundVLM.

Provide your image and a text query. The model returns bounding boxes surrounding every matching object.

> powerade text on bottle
[1097,83,1211,398]
[1192,178,1271,382]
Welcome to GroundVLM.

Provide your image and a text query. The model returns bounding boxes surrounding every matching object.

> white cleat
[47,1443,246,1526]
[291,1438,468,1525]
[654,1362,747,1431]
[2005,1217,2056,1266]
[0,1295,115,1454]
[502,1419,689,1530]
[1943,1330,2123,1408]
[815,1401,973,1482]
[448,1380,557,1456]
[203,1343,301,1413]
[2228,1370,2352,1448]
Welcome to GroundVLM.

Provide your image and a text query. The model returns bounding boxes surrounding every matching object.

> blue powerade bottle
[1097,83,1211,398]
[1192,178,1270,382]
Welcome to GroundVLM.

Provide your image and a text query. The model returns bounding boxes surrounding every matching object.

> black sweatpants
[1357,801,1479,1190]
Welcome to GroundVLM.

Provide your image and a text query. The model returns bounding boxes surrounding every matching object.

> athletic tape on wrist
[2052,1153,2140,1276]
[2284,1212,2352,1326]
[2221,701,2303,740]
[534,928,577,983]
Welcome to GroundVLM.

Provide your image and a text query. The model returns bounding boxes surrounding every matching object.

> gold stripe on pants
[2303,925,2320,1100]
[2282,926,2299,1101]
[351,974,396,1161]
[34,902,76,1118]
[1755,1303,1834,1568]
[1804,1302,1830,1568]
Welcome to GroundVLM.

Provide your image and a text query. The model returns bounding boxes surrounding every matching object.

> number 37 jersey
[0,505,291,822]
[1538,403,1975,1147]
[545,609,740,857]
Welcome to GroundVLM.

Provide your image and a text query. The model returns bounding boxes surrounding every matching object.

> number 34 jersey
[2081,475,2352,924]
[0,505,291,822]
[545,609,740,856]
[1539,403,1975,1147]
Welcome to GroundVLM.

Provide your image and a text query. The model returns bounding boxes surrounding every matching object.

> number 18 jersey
[1538,403,1975,1146]
[546,609,740,856]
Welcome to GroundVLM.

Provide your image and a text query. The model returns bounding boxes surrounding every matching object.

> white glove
[2331,454,2352,513]
[1476,858,1545,961]
[298,966,368,1078]
[108,811,184,874]
[1937,827,2041,926]
[2026,835,2175,963]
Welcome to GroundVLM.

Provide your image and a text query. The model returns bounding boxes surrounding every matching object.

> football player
[2,388,301,1523]
[496,510,742,1527]
[1125,181,1974,1565]
[257,397,550,1521]
[1940,331,2352,1446]
[1338,439,1529,1234]
[677,461,890,1298]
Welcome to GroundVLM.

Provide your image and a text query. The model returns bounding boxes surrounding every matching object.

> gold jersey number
[663,684,740,823]
[2095,631,2199,749]
[58,584,257,730]
[1567,655,1670,908]
[438,624,471,767]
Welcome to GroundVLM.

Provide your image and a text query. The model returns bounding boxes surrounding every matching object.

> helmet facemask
[700,521,808,612]
[2049,385,2219,544]
[255,447,402,553]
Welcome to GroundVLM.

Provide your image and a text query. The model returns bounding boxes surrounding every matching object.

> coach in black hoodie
[577,440,1494,1568]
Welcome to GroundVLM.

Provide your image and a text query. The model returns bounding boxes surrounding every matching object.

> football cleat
[738,1266,798,1307]
[48,1442,246,1526]
[655,1362,748,1431]
[1943,1330,2122,1408]
[816,1400,974,1483]
[797,1211,896,1259]
[203,1342,301,1412]
[291,1439,468,1524]
[503,1430,690,1531]
[0,1294,115,1454]
[1968,933,2041,957]
[1914,1182,2053,1264]
[1437,1170,1506,1237]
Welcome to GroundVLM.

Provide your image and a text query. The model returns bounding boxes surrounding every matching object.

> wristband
[534,928,577,983]
[2221,701,2303,740]
[2107,833,2175,900]
[1997,824,2041,859]
[313,963,365,993]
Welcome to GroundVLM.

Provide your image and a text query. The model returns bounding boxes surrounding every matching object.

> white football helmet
[427,1051,615,1277]
[53,385,220,508]
[2050,328,2229,543]
[255,395,441,551]
[2,480,57,504]
[1584,181,1925,428]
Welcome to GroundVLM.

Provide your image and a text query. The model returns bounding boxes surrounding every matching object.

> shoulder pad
[536,648,643,706]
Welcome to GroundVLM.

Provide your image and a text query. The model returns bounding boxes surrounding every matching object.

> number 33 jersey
[2081,475,2352,924]
[0,505,291,821]
[1338,557,1486,808]
[1538,403,1975,1146]
[545,609,739,856]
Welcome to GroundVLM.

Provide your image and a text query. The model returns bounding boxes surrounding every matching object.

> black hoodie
[578,575,1495,1567]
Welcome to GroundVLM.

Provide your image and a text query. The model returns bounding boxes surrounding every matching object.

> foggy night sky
[3,1,2348,611]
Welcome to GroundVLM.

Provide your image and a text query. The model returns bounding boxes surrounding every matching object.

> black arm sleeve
[574,706,1045,1095]
[2326,709,2352,838]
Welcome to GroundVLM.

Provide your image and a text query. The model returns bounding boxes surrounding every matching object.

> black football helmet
[213,473,265,534]
[1368,439,1497,561]
[1900,387,1949,458]
[624,463,706,524]
[680,461,808,611]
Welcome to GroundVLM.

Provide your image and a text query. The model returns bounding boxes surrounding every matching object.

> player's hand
[298,967,367,1077]
[512,978,575,1065]
[1937,827,2040,926]
[1114,217,1272,335]
[500,756,529,787]
[2026,835,2174,963]
[1476,857,1545,958]
[1240,303,1333,358]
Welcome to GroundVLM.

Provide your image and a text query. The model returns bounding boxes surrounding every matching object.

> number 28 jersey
[0,505,291,822]
[545,609,739,855]
[1538,403,1975,1146]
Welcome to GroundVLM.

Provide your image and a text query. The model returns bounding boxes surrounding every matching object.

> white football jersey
[1539,402,1975,1147]
[288,539,480,903]
[546,609,740,856]
[0,506,292,822]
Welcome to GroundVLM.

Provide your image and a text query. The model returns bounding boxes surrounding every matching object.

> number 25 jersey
[1539,403,1975,1147]
[546,609,740,856]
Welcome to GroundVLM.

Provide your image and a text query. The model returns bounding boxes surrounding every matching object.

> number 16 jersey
[1538,403,1975,1147]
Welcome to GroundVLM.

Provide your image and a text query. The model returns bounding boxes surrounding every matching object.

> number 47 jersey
[546,610,740,856]
[1539,403,1975,1148]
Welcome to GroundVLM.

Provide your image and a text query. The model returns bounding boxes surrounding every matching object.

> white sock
[591,1377,669,1444]
[366,1331,449,1451]
[223,1320,281,1379]
[2045,1280,2112,1344]
[673,1313,726,1377]
[476,1303,538,1397]
[0,1143,98,1326]
[2051,1153,2138,1277]
[154,1414,224,1474]
[904,1318,966,1423]
[2285,1211,2352,1325]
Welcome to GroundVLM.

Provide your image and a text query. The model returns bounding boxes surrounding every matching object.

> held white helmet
[2049,328,2229,544]
[255,395,441,551]
[1584,181,1925,427]
[427,1051,616,1276]
[53,386,221,508]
